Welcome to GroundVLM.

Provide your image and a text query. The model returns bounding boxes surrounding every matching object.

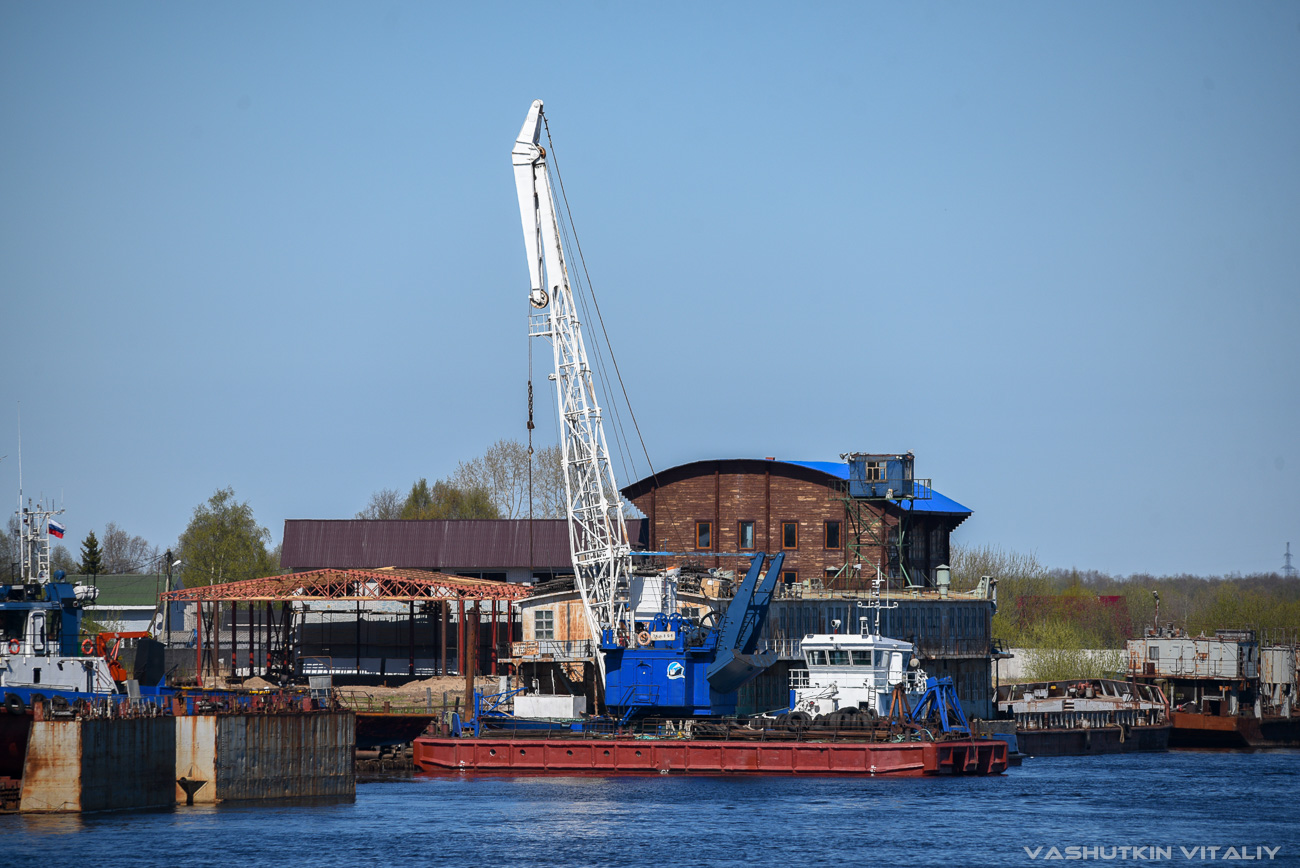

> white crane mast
[512,100,631,677]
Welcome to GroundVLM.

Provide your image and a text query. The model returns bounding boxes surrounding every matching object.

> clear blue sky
[2,2,1297,577]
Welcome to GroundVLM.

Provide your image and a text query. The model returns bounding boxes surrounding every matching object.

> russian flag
[48,520,65,539]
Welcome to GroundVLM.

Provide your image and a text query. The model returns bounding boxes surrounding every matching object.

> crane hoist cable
[542,118,693,552]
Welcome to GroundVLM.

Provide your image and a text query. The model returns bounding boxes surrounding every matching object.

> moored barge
[996,678,1171,757]
[413,731,1006,776]
[1126,627,1300,749]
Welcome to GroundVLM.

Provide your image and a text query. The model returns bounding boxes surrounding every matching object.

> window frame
[781,569,798,585]
[781,521,798,550]
[737,519,756,551]
[695,521,713,550]
[824,520,842,550]
[533,609,555,641]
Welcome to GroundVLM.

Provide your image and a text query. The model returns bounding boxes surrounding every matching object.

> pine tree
[79,530,103,578]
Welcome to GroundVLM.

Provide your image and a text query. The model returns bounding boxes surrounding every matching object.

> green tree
[399,478,500,520]
[79,530,104,578]
[177,487,277,588]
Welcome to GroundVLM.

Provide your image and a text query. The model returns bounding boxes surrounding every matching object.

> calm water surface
[2,751,1298,866]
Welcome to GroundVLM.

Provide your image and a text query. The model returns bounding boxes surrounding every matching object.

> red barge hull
[413,735,1007,776]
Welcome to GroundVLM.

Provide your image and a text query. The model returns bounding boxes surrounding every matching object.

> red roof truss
[159,568,532,603]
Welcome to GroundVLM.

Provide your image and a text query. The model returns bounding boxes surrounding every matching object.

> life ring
[637,631,651,646]
[6,640,18,655]
[81,638,95,655]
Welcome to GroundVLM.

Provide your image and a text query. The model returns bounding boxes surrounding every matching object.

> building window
[824,520,841,549]
[781,570,798,585]
[534,610,554,641]
[864,461,885,481]
[738,520,755,550]
[681,606,700,622]
[782,521,798,549]
[695,521,712,550]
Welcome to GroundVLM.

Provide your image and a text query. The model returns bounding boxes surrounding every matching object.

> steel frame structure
[159,569,531,603]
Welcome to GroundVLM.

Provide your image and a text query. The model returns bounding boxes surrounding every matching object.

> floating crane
[511,100,782,718]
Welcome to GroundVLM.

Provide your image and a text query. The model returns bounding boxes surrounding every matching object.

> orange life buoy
[81,638,95,655]
[6,640,19,655]
[637,631,651,646]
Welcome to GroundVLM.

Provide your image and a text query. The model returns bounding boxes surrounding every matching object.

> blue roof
[783,460,971,516]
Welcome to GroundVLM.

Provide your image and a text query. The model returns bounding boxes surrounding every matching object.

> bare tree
[451,439,566,519]
[100,521,160,574]
[356,487,403,520]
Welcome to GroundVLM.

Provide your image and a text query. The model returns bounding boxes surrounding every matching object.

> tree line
[951,542,1300,652]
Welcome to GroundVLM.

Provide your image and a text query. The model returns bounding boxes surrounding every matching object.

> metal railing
[510,639,595,661]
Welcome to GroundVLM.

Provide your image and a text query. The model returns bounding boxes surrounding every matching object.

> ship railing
[753,638,803,659]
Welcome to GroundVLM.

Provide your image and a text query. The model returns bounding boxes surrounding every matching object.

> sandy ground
[232,674,509,711]
[333,675,509,712]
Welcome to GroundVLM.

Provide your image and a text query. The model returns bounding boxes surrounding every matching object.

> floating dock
[413,734,1006,776]
[2,695,354,813]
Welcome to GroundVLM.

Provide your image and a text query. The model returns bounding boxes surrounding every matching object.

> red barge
[413,734,1007,776]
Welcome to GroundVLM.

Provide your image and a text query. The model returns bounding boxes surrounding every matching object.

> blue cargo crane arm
[705,553,784,695]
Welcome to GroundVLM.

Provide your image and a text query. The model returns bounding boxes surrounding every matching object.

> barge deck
[413,734,1006,776]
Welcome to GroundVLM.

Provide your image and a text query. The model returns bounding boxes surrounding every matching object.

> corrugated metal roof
[281,519,647,571]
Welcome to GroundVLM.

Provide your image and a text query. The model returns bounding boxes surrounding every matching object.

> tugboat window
[828,649,850,666]
[851,650,872,666]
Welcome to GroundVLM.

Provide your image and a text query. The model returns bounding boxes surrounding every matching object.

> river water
[3,751,1298,866]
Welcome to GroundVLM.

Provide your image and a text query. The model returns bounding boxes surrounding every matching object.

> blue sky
[2,2,1297,576]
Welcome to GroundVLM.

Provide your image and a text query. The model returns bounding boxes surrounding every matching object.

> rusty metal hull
[176,711,356,804]
[19,717,175,813]
[413,735,1006,776]
[1016,723,1171,757]
[1168,711,1300,749]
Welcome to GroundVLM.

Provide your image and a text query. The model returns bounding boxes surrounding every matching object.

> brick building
[621,458,971,589]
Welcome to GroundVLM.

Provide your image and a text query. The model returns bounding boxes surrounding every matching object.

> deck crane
[511,101,784,719]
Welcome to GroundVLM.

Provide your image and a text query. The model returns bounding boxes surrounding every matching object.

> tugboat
[1,499,152,712]
[785,621,929,725]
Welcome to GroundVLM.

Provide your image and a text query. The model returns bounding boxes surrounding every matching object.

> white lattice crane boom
[512,99,631,680]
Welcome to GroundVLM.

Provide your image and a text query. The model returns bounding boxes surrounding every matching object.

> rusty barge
[1126,627,1300,749]
[996,678,1171,757]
